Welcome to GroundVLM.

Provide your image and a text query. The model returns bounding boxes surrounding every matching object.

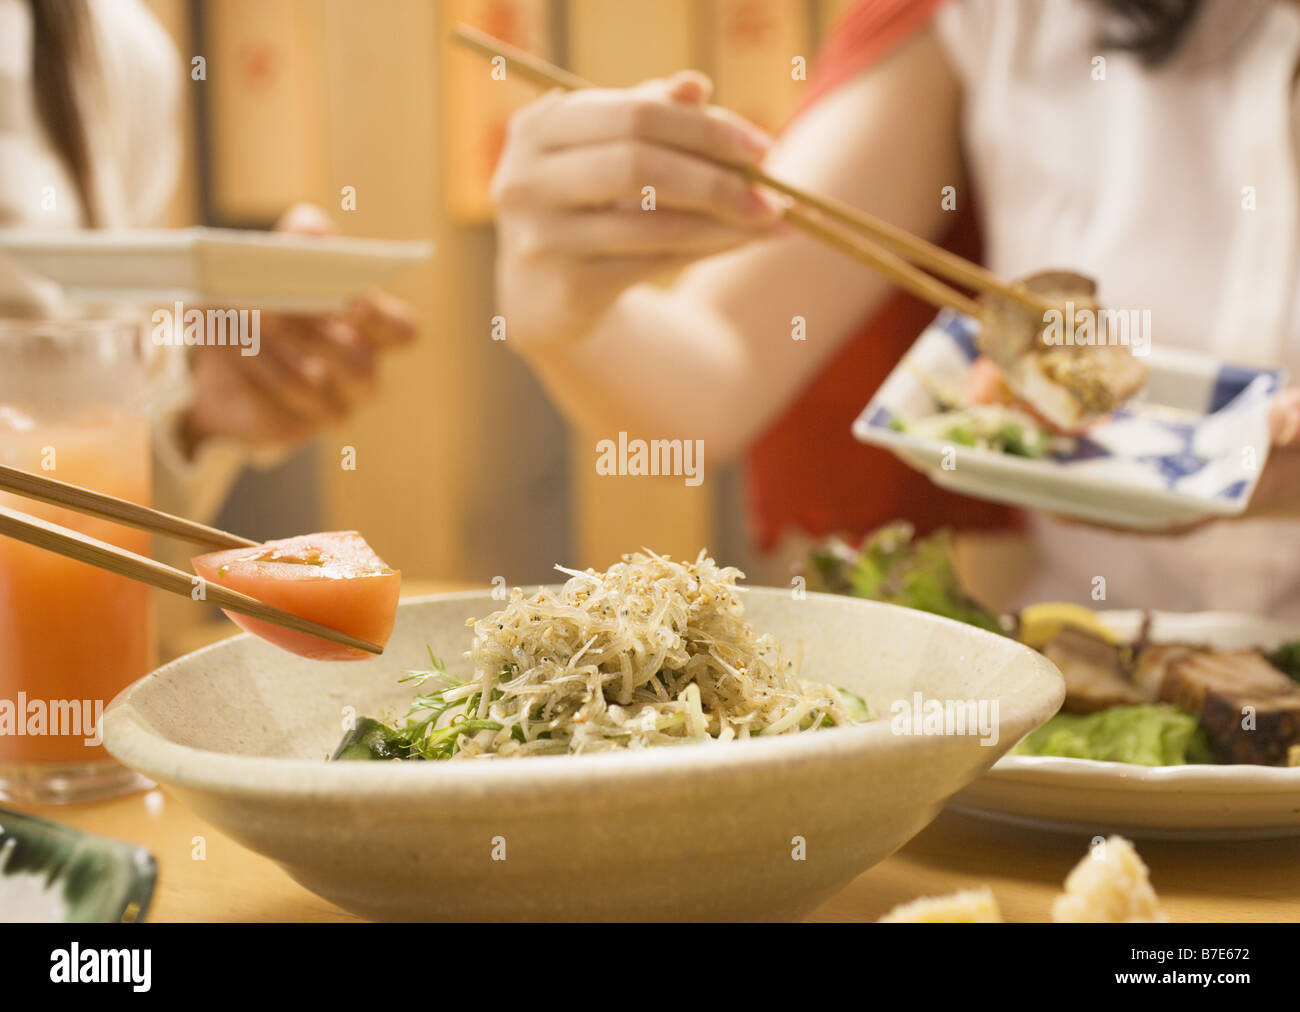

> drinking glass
[0,317,155,803]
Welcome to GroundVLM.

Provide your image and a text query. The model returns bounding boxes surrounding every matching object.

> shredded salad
[333,550,868,761]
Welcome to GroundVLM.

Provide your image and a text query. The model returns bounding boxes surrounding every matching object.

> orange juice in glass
[0,318,155,803]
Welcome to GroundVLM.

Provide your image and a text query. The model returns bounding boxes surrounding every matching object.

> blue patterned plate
[852,311,1285,529]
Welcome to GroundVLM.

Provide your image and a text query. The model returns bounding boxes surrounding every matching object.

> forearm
[519,283,749,457]
[520,238,897,464]
[497,28,962,463]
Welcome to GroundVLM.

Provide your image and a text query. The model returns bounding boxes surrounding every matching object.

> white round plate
[949,611,1300,839]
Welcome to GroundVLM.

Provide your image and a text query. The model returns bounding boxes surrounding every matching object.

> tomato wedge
[192,532,401,661]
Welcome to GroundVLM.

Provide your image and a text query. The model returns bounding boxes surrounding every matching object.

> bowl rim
[103,589,1065,800]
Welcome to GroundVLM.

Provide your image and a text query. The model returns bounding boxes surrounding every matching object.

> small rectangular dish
[0,227,432,312]
[852,310,1284,529]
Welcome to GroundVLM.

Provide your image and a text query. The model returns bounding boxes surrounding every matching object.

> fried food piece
[979,270,1147,430]
[878,887,1004,923]
[1052,836,1167,923]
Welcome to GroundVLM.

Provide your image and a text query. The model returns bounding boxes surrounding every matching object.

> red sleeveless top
[744,0,1019,550]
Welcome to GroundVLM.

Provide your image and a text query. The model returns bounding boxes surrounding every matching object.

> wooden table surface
[13,581,1298,922]
[15,791,1298,922]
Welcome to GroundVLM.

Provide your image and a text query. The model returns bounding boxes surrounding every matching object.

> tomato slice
[192,532,401,661]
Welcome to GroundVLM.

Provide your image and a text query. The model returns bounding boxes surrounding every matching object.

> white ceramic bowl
[104,590,1063,921]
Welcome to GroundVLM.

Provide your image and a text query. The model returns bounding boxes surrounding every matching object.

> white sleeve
[89,0,254,522]
[90,0,183,230]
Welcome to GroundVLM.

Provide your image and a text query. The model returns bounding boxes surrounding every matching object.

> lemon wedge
[1018,602,1117,649]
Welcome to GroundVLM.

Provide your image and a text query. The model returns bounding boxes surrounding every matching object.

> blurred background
[143,0,859,589]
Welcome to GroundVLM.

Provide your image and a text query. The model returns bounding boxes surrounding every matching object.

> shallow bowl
[104,589,1063,921]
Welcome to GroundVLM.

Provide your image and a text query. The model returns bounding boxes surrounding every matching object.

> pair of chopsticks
[451,24,1057,320]
[0,464,383,655]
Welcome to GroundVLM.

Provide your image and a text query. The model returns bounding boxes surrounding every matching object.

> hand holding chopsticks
[0,464,384,656]
[450,23,1057,321]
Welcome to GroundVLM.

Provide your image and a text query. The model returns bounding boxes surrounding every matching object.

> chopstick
[781,207,980,318]
[0,506,382,656]
[0,466,383,656]
[0,464,256,549]
[452,22,590,91]
[450,23,1050,319]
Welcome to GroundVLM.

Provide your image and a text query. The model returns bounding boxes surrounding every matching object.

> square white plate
[0,227,433,312]
[852,310,1286,529]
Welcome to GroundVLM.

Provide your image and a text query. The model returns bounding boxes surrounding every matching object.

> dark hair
[29,0,99,226]
[1091,0,1204,67]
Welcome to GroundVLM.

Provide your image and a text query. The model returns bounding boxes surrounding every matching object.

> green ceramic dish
[0,807,155,922]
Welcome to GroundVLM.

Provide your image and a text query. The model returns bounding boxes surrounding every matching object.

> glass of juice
[0,317,156,803]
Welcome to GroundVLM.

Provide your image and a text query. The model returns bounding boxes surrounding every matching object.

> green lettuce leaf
[1269,640,1300,682]
[1011,703,1215,766]
[805,523,1004,635]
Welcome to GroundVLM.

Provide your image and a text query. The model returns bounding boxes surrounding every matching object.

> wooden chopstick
[781,206,980,317]
[742,174,1053,316]
[0,464,381,655]
[450,23,1048,319]
[0,464,256,549]
[0,504,383,656]
[452,21,590,91]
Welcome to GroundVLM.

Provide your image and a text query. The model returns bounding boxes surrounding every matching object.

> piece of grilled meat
[1041,626,1300,764]
[1045,625,1148,714]
[979,270,1147,430]
[1152,650,1300,766]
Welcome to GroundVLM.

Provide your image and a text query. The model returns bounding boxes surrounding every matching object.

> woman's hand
[181,204,416,455]
[1242,387,1300,518]
[484,27,962,460]
[1046,388,1300,533]
[491,71,782,351]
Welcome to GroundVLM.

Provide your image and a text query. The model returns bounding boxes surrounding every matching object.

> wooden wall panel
[140,0,200,226]
[315,0,470,577]
[709,0,812,133]
[316,0,573,585]
[202,0,328,223]
[566,0,697,85]
[565,0,714,570]
[440,0,554,223]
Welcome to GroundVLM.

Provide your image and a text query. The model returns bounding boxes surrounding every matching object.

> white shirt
[933,0,1300,618]
[0,0,251,528]
[0,0,178,232]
